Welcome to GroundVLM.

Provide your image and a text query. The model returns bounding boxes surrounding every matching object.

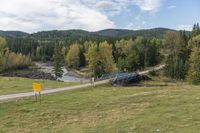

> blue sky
[0,0,199,32]
[116,0,200,30]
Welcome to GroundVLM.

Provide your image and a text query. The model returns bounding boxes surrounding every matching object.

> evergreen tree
[79,45,86,67]
[145,39,161,66]
[35,46,41,60]
[0,37,7,71]
[192,23,200,37]
[133,36,146,69]
[53,44,64,78]
[116,37,162,71]
[116,38,140,71]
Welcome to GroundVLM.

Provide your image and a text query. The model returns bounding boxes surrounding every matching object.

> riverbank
[0,62,86,82]
[0,69,55,80]
[35,62,86,82]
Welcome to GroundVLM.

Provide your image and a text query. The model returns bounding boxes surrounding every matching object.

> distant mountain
[0,30,29,38]
[94,29,134,37]
[95,28,179,38]
[30,29,97,39]
[30,28,190,40]
[1,28,191,40]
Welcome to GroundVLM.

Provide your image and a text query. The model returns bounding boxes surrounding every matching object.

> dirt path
[0,65,165,103]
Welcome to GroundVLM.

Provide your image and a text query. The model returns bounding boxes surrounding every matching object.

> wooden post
[39,92,41,103]
[35,92,37,102]
[92,77,95,86]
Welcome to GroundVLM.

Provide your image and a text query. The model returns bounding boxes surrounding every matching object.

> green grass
[1,79,200,132]
[0,76,79,95]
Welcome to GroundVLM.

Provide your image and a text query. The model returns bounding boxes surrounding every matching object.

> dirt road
[0,64,165,103]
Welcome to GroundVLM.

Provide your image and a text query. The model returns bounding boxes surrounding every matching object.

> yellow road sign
[32,83,42,92]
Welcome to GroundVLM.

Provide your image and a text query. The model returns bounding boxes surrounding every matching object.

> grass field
[0,76,79,95]
[1,77,200,133]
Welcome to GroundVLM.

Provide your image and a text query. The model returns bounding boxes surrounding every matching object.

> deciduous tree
[187,47,200,84]
[86,41,114,76]
[164,31,189,79]
[65,44,80,68]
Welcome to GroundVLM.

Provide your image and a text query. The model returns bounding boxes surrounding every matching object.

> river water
[35,62,85,82]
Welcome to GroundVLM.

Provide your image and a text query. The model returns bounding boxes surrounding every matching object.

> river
[35,62,85,82]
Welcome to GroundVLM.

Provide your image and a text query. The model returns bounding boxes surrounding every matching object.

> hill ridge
[0,27,191,39]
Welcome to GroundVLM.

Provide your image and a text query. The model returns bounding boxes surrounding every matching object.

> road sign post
[32,83,42,103]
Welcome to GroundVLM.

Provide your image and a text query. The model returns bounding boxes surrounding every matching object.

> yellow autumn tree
[65,44,80,68]
[86,41,114,76]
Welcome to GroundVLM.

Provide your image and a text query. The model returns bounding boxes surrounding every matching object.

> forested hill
[30,28,190,39]
[0,30,28,38]
[94,28,181,38]
[1,28,191,40]
[29,30,105,42]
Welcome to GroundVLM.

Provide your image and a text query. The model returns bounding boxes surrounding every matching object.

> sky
[0,0,199,33]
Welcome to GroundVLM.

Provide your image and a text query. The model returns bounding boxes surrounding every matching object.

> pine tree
[145,39,161,66]
[192,23,200,37]
[53,44,64,79]
[79,45,86,67]
[0,37,6,71]
[0,37,6,55]
[197,23,200,35]
[35,46,41,60]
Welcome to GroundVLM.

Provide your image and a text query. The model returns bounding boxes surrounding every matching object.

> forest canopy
[1,23,200,84]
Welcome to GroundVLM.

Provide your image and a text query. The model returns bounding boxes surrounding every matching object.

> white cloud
[125,13,147,30]
[87,0,162,13]
[125,22,143,30]
[94,1,124,16]
[177,24,193,31]
[0,0,115,32]
[132,0,162,11]
[82,0,127,16]
[0,0,163,32]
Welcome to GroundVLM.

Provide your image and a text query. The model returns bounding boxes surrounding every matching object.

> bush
[149,70,157,76]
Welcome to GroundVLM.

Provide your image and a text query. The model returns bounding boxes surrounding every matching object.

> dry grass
[0,76,79,95]
[1,77,200,132]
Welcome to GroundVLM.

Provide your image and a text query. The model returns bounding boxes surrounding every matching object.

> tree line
[0,37,31,72]
[1,34,162,77]
[164,23,200,84]
[52,36,162,77]
[52,22,200,84]
[2,22,200,85]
